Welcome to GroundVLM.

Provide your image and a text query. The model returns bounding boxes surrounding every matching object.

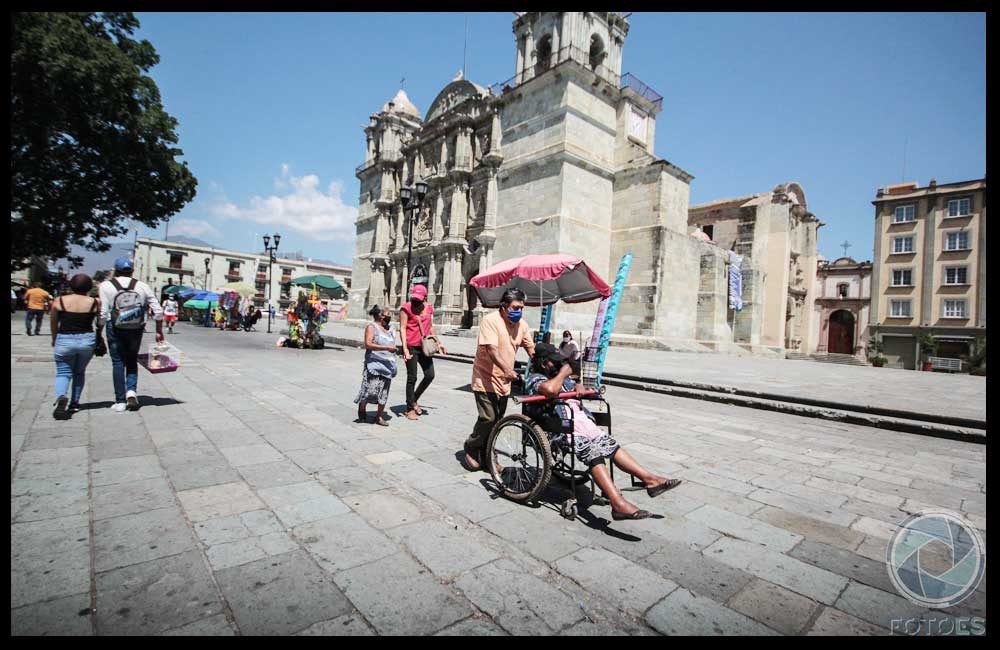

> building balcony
[157,265,195,275]
[256,273,267,281]
[226,273,243,281]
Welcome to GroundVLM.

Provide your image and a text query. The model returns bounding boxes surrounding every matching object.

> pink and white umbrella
[469,254,611,307]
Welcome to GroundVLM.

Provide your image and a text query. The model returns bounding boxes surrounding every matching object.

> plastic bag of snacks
[138,341,181,374]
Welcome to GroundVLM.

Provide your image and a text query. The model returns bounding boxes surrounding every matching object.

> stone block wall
[696,249,731,342]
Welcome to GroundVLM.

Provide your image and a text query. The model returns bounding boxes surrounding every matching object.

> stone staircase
[786,352,868,367]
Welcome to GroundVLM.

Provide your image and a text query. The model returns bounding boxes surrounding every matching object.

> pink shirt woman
[398,284,446,419]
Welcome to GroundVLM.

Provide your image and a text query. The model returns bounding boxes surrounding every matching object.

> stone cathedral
[351,12,821,356]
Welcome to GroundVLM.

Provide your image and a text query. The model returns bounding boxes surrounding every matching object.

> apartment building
[870,178,986,370]
[132,237,351,311]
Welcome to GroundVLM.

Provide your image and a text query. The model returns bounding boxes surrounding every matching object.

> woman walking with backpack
[49,274,104,419]
[98,258,164,412]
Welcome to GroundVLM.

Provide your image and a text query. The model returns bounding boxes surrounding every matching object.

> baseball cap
[114,257,134,271]
[534,342,568,364]
[410,284,428,301]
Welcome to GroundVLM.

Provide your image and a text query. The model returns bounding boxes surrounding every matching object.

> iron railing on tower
[620,73,663,112]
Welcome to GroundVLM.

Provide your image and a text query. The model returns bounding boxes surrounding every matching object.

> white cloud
[212,166,358,242]
[170,218,222,239]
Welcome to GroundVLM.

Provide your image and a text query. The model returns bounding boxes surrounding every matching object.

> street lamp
[399,180,429,290]
[263,233,281,333]
[203,258,212,327]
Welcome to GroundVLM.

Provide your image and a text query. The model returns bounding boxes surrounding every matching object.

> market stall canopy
[183,299,214,310]
[469,254,612,307]
[289,275,347,298]
[220,282,256,297]
[189,291,219,302]
[163,284,195,295]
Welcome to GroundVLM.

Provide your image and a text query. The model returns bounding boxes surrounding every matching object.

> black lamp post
[203,258,212,327]
[399,181,429,290]
[263,233,281,333]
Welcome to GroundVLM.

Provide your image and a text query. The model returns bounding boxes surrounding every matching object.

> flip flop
[374,418,389,427]
[612,509,651,521]
[647,478,683,498]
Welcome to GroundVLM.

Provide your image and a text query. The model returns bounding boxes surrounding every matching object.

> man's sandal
[647,478,683,498]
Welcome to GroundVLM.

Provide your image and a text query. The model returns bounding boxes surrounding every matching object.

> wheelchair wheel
[486,414,552,503]
[550,442,591,486]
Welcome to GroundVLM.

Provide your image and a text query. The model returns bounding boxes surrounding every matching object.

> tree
[10,12,197,272]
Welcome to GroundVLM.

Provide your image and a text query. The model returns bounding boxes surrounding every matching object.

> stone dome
[382,89,420,118]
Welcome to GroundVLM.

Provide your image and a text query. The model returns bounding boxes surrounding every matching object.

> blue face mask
[507,309,523,323]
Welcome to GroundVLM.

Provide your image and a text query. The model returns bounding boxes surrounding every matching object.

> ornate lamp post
[399,181,429,290]
[263,233,281,333]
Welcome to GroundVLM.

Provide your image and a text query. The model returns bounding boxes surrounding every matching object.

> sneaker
[125,391,139,411]
[68,402,81,412]
[110,403,127,413]
[53,396,70,420]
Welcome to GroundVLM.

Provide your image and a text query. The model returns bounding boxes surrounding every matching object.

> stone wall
[696,250,731,342]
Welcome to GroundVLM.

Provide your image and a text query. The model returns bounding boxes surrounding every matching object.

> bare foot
[464,452,481,471]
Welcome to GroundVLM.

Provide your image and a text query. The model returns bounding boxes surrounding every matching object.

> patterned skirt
[354,369,391,406]
[571,433,621,466]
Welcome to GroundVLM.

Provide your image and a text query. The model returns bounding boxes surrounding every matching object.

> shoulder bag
[415,311,440,357]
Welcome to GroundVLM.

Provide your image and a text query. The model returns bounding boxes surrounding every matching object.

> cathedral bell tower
[512,12,629,86]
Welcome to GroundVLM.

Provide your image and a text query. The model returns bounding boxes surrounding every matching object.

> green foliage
[918,332,937,355]
[969,336,986,371]
[10,12,197,272]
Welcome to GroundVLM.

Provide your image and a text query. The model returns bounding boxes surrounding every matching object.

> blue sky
[125,12,985,267]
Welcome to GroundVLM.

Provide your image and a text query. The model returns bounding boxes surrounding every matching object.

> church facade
[350,12,820,355]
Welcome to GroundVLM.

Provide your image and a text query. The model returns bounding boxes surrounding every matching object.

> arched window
[589,34,606,71]
[535,34,553,74]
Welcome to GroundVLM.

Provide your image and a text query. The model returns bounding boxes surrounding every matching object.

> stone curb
[313,332,986,445]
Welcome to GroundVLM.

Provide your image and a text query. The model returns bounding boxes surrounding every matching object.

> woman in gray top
[354,305,398,426]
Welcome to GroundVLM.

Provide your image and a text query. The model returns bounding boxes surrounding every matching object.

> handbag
[415,311,440,357]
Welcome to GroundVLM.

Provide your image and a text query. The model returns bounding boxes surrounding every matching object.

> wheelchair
[484,388,621,519]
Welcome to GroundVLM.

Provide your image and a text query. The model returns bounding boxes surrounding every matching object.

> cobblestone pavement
[321,322,987,423]
[11,319,986,635]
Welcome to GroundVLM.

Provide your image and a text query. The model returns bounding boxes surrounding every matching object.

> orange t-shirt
[471,310,535,395]
[24,288,51,311]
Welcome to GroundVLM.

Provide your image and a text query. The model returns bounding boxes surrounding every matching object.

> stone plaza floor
[10,318,987,635]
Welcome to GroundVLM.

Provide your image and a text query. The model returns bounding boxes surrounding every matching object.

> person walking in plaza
[163,295,179,334]
[399,284,446,420]
[463,288,535,471]
[49,274,104,419]
[24,281,52,336]
[354,305,398,426]
[98,258,164,412]
[560,330,581,362]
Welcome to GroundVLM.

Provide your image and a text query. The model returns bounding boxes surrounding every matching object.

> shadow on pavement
[136,397,184,408]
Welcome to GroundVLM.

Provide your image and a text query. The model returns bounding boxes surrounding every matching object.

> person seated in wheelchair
[524,343,682,521]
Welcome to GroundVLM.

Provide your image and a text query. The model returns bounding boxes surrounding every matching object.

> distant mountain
[165,234,216,248]
[53,241,134,276]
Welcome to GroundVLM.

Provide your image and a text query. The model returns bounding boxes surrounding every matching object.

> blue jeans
[106,323,144,403]
[53,332,96,403]
[26,309,44,334]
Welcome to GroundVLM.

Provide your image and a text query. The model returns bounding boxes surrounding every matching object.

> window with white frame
[944,266,969,285]
[893,205,916,223]
[892,236,915,254]
[947,197,972,217]
[942,299,967,318]
[944,231,969,251]
[891,269,913,286]
[889,299,912,317]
